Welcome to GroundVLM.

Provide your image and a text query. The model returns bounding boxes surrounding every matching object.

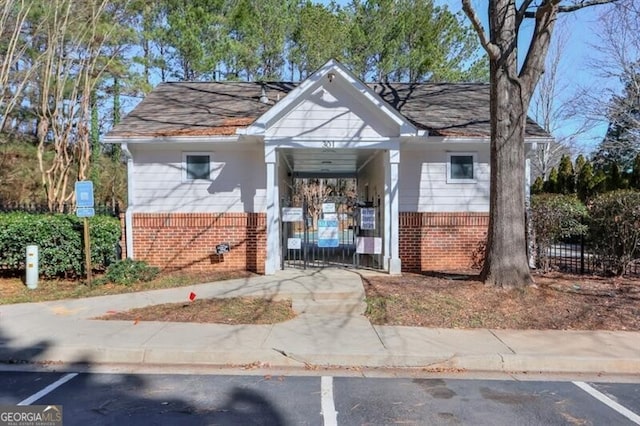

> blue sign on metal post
[75,181,94,208]
[76,207,95,218]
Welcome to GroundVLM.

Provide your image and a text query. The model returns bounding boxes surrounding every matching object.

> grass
[0,270,257,305]
[364,295,390,324]
[2,269,297,325]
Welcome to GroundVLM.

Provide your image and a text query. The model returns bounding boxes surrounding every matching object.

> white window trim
[446,152,477,184]
[182,151,214,182]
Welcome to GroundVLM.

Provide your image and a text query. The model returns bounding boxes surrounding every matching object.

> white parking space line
[18,373,79,406]
[321,376,338,426]
[574,381,640,425]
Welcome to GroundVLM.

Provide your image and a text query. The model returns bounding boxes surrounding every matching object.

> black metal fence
[0,201,121,217]
[545,239,640,277]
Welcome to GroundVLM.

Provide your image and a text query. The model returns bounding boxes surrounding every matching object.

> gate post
[264,146,281,275]
[385,148,402,274]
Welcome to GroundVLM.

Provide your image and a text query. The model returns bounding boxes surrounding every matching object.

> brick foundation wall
[120,211,483,274]
[126,212,266,273]
[400,212,488,272]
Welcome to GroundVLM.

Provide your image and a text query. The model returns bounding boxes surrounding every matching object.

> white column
[264,145,281,275]
[385,148,402,274]
[122,143,135,259]
[525,157,535,268]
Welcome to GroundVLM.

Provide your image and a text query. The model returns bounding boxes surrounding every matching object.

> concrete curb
[3,344,639,376]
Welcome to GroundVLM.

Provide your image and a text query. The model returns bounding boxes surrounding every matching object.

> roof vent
[259,86,269,104]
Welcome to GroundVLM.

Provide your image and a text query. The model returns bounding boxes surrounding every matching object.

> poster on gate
[317,219,339,247]
[322,203,336,213]
[357,237,382,254]
[287,238,301,250]
[360,208,376,230]
[282,207,303,222]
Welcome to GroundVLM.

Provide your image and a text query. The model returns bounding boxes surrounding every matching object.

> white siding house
[105,59,552,275]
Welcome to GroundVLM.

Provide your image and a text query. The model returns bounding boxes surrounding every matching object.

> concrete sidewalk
[0,268,638,375]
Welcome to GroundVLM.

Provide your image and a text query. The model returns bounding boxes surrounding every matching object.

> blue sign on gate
[318,219,339,248]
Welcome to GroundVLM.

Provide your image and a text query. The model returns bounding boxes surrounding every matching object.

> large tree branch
[516,0,536,28]
[524,0,619,18]
[462,0,500,59]
[520,1,559,96]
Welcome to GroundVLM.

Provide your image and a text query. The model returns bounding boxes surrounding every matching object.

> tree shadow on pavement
[0,327,289,425]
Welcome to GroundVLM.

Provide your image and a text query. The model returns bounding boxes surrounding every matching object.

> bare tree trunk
[0,0,42,132]
[482,69,534,286]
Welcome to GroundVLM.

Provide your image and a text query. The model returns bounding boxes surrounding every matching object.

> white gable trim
[103,135,240,144]
[401,135,555,145]
[244,59,418,138]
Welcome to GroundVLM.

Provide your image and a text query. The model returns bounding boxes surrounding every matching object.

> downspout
[121,143,135,259]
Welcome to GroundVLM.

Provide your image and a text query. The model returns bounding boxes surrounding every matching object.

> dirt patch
[362,271,640,330]
[96,297,296,325]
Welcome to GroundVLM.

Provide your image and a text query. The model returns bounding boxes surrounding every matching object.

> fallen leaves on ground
[362,271,640,330]
[97,297,296,325]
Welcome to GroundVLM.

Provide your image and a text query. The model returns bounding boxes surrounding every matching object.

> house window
[183,153,212,181]
[447,153,476,183]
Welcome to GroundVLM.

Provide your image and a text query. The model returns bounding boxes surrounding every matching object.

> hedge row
[530,190,640,275]
[0,212,121,278]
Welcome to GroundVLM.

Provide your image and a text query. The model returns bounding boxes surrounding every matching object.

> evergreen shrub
[530,194,588,272]
[0,213,121,278]
[588,190,640,276]
[99,258,159,286]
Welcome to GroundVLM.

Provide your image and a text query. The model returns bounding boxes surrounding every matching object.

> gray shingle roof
[107,81,549,139]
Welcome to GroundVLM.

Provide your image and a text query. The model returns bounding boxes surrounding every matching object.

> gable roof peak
[243,58,418,137]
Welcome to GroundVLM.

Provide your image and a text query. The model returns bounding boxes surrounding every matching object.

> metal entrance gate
[281,189,383,270]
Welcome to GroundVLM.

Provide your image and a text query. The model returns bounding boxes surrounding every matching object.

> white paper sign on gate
[282,207,303,222]
[356,237,382,254]
[287,238,301,250]
[360,208,376,230]
[322,203,336,213]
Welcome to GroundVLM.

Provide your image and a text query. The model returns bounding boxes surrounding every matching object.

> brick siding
[399,212,488,272]
[124,212,266,273]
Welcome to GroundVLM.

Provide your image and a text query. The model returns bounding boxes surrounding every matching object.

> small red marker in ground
[189,292,196,302]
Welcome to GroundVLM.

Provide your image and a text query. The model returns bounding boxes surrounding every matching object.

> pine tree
[607,162,625,190]
[592,71,640,173]
[544,167,559,193]
[630,153,640,190]
[557,154,575,194]
[592,170,608,195]
[576,160,594,202]
[531,176,544,195]
[574,154,586,175]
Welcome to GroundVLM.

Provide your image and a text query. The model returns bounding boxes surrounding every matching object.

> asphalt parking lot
[1,370,639,425]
